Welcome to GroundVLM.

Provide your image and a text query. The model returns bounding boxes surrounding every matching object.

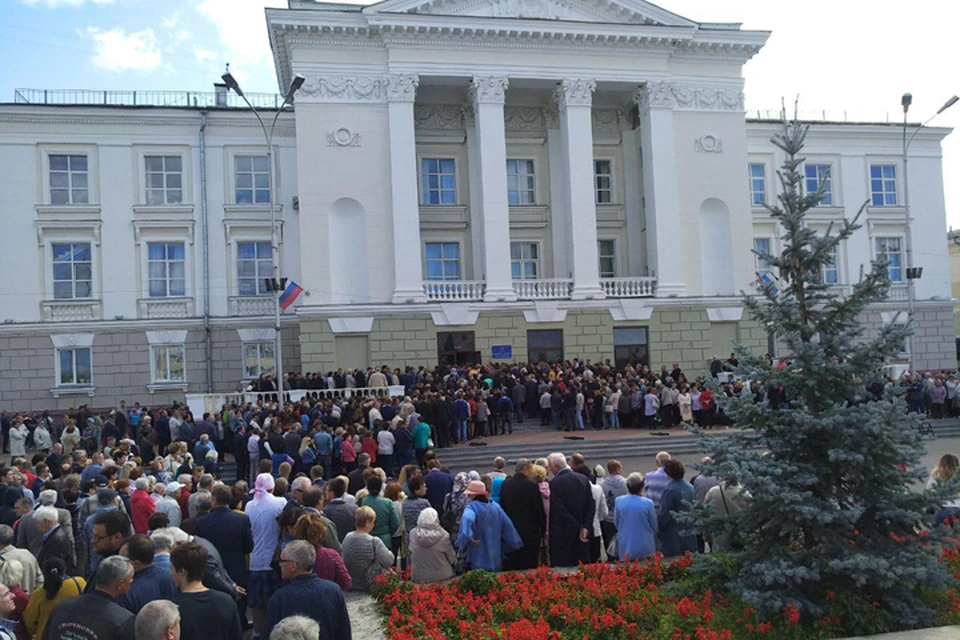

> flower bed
[371,546,960,640]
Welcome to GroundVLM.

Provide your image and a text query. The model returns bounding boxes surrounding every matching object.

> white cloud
[86,27,162,72]
[161,13,180,29]
[193,48,218,63]
[195,0,286,73]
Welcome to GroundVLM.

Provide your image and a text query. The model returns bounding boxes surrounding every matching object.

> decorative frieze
[555,78,596,113]
[694,134,723,153]
[298,75,386,103]
[414,105,465,131]
[385,74,420,102]
[326,127,362,147]
[504,107,546,132]
[469,76,509,105]
[592,109,624,134]
[635,81,745,113]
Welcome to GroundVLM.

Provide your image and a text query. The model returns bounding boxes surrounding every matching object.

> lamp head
[901,92,913,113]
[285,74,305,103]
[938,95,959,115]
[221,66,244,97]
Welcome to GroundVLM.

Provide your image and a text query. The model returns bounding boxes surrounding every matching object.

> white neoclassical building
[0,0,953,410]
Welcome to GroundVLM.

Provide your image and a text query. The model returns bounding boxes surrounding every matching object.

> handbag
[455,502,486,575]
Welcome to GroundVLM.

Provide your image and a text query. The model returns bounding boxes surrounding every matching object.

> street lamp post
[222,67,305,394]
[901,92,958,374]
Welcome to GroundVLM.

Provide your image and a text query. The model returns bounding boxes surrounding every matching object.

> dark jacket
[347,467,366,496]
[547,467,595,566]
[115,563,176,614]
[260,574,351,640]
[424,470,454,515]
[193,535,236,596]
[323,500,357,544]
[41,590,135,640]
[193,507,253,584]
[498,474,546,547]
[37,524,76,575]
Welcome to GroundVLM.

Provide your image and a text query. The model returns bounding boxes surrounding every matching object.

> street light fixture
[222,66,305,394]
[901,92,958,374]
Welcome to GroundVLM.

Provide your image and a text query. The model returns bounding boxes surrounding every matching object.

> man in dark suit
[546,452,594,567]
[193,485,253,591]
[35,506,75,574]
[499,461,546,570]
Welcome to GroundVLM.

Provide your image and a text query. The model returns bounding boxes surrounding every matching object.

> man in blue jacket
[117,534,176,613]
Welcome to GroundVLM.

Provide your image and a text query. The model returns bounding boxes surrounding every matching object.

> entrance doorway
[437,331,480,367]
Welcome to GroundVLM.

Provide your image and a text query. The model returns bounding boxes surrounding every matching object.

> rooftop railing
[12,88,287,109]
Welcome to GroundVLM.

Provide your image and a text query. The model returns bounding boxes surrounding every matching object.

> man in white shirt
[368,401,383,429]
[643,451,672,509]
[376,427,396,478]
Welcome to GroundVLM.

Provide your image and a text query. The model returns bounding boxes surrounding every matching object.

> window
[148,242,186,297]
[598,239,616,278]
[421,158,456,205]
[821,244,839,285]
[425,242,460,281]
[748,163,766,206]
[237,241,272,295]
[235,155,270,204]
[594,160,613,204]
[49,155,89,205]
[437,332,479,367]
[506,159,535,205]
[614,327,649,369]
[244,342,275,378]
[151,345,185,383]
[510,242,539,280]
[52,243,92,300]
[753,238,773,278]
[145,156,183,205]
[875,237,903,282]
[870,164,898,207]
[804,164,833,206]
[527,329,563,363]
[57,347,92,386]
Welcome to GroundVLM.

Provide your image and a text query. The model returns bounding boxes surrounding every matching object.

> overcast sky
[2,0,957,228]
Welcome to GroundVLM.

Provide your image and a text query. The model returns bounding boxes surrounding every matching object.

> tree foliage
[689,110,957,629]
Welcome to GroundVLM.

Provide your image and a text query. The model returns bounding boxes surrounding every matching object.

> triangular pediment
[363,0,698,26]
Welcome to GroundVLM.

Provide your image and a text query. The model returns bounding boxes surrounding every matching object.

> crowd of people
[0,358,953,639]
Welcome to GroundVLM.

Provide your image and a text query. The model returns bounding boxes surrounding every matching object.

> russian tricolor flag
[279,280,303,310]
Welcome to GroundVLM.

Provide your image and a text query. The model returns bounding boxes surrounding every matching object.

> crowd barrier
[185,385,405,419]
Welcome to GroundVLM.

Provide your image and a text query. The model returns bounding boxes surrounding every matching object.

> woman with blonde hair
[928,453,960,525]
[531,464,550,566]
[292,513,351,591]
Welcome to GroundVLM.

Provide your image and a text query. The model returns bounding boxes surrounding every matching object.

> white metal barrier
[185,385,405,419]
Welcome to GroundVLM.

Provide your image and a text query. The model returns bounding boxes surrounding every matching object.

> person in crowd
[341,506,394,592]
[408,507,456,583]
[455,481,522,572]
[927,453,960,525]
[0,557,28,638]
[88,509,131,578]
[170,543,243,640]
[613,473,657,562]
[43,555,136,640]
[291,513,351,591]
[242,472,286,635]
[573,464,607,563]
[599,460,627,554]
[498,461,546,570]
[658,460,697,557]
[133,600,180,640]
[703,476,751,552]
[0,526,40,596]
[129,478,156,535]
[23,557,86,640]
[35,506,75,576]
[323,478,356,545]
[0,584,19,640]
[153,482,183,528]
[268,615,319,640]
[116,534,175,614]
[346,454,369,496]
[424,460,454,515]
[358,475,398,550]
[401,475,430,541]
[261,540,352,640]
[643,451,672,509]
[546,453,594,567]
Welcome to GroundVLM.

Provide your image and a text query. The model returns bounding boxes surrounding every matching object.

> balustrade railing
[513,278,573,300]
[423,281,485,301]
[600,277,657,298]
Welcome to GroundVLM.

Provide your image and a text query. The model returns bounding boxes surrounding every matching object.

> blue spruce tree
[690,109,957,630]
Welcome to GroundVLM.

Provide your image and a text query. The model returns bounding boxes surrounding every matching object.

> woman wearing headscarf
[440,472,471,538]
[409,508,456,583]
[244,473,287,636]
[455,481,522,572]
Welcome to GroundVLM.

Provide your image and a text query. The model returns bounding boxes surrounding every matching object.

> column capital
[469,76,509,106]
[384,74,420,103]
[634,81,676,113]
[555,79,596,113]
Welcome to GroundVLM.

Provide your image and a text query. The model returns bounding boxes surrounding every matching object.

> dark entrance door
[437,331,480,367]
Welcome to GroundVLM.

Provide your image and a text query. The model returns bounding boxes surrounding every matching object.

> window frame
[424,241,462,282]
[56,347,93,387]
[527,329,563,363]
[594,158,614,205]
[869,163,899,208]
[803,163,835,206]
[233,154,272,205]
[151,344,186,384]
[510,241,540,280]
[613,326,649,369]
[143,154,185,206]
[39,145,99,207]
[147,241,187,298]
[48,154,90,205]
[236,240,273,296]
[506,158,537,206]
[753,237,774,279]
[243,341,276,379]
[51,242,94,300]
[597,238,617,278]
[748,162,766,207]
[821,243,840,285]
[875,236,904,283]
[419,157,458,206]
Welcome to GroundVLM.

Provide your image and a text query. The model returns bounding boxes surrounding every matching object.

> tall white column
[556,79,604,300]
[636,83,685,297]
[470,76,517,302]
[386,74,428,304]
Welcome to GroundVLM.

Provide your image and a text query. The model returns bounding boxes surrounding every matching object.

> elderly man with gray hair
[546,452,594,568]
[16,489,73,556]
[35,505,76,575]
[43,555,136,640]
[270,615,320,640]
[0,524,40,593]
[134,600,179,640]
[186,474,214,520]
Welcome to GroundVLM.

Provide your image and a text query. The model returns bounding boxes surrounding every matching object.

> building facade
[0,0,954,411]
